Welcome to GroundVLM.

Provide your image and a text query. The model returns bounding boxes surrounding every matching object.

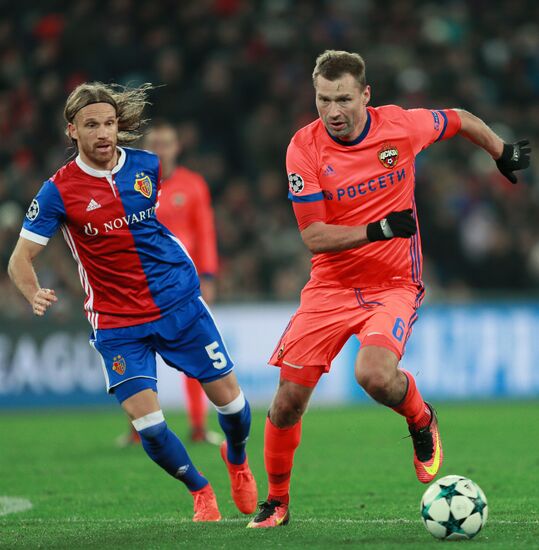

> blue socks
[134,411,207,492]
[133,388,251,494]
[216,391,251,465]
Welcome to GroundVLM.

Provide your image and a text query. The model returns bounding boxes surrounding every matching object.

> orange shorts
[269,278,424,387]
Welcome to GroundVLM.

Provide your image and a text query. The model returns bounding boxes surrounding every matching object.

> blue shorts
[90,296,234,396]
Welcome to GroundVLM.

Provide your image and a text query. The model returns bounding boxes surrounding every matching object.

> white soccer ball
[420,475,488,540]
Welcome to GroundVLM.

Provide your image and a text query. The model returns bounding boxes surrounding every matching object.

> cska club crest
[112,355,126,375]
[134,173,152,198]
[378,143,399,169]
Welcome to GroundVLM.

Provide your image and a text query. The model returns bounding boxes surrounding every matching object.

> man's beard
[82,141,116,167]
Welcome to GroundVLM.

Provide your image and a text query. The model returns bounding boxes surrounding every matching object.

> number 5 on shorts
[205,341,228,369]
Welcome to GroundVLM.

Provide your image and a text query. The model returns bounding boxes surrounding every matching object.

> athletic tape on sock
[132,410,165,432]
[214,390,245,415]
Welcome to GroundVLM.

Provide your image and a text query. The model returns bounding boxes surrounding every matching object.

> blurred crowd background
[1,0,538,320]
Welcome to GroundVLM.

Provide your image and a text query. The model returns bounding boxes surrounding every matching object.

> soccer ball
[420,475,488,540]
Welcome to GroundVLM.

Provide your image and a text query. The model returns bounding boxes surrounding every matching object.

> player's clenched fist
[32,288,58,316]
[366,209,417,242]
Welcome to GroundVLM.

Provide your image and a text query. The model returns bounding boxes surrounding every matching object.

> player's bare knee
[270,402,303,428]
[270,395,303,427]
[354,362,367,387]
[355,347,399,391]
[364,371,395,402]
[355,362,397,402]
[270,381,309,428]
[121,388,161,421]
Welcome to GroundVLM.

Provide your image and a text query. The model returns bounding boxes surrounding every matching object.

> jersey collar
[326,110,371,147]
[76,147,126,178]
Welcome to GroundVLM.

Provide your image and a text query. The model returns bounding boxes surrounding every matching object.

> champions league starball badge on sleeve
[288,173,305,194]
[26,199,40,221]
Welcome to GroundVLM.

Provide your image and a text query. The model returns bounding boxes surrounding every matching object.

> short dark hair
[312,50,366,88]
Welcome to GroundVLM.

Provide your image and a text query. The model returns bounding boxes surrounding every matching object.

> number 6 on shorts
[392,317,405,342]
[205,341,228,369]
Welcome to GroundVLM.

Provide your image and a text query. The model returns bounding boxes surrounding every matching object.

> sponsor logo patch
[26,199,40,221]
[84,222,99,236]
[288,173,304,194]
[82,206,156,238]
[112,355,126,375]
[134,173,152,198]
[378,143,399,169]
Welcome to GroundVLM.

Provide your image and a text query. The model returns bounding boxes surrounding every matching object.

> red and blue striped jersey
[21,147,199,329]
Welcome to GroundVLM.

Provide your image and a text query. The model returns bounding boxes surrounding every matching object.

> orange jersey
[156,167,218,276]
[287,105,461,288]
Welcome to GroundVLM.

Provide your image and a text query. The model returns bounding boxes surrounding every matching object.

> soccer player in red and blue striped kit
[8,82,257,522]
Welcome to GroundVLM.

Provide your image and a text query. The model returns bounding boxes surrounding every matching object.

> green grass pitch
[1,402,538,548]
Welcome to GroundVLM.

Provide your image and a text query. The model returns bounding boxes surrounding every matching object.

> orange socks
[183,376,208,432]
[264,416,302,505]
[391,369,431,429]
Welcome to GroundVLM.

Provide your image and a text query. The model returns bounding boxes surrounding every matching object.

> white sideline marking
[0,496,33,517]
[5,517,537,526]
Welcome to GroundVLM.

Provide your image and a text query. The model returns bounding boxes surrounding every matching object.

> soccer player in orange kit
[248,50,531,528]
[119,120,222,446]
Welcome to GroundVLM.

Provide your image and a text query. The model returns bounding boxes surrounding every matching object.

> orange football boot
[247,500,290,528]
[220,442,257,514]
[191,484,221,522]
[409,403,443,483]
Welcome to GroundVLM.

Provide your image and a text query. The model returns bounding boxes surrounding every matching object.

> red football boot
[220,442,257,514]
[191,484,221,522]
[409,403,443,483]
[247,500,290,528]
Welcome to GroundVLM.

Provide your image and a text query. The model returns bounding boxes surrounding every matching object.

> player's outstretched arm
[455,109,531,184]
[8,238,58,316]
[301,210,417,254]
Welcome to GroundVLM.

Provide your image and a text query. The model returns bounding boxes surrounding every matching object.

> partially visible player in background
[118,120,222,446]
[248,50,531,528]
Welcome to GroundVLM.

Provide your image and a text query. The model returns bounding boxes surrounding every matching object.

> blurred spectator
[1,1,538,319]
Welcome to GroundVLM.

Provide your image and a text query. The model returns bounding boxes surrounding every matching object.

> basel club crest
[378,143,399,169]
[288,173,304,194]
[134,173,152,198]
[112,355,126,375]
